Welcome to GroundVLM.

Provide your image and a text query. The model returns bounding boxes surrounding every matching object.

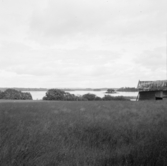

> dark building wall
[163,91,167,97]
[139,91,156,100]
[163,91,167,95]
[139,90,167,100]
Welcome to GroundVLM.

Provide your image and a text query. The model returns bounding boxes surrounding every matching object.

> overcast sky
[0,0,166,88]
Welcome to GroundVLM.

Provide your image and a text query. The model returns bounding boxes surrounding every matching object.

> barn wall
[139,90,167,100]
[139,91,156,100]
[163,91,167,96]
[163,91,167,98]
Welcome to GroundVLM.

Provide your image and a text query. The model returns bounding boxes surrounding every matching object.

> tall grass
[0,100,167,165]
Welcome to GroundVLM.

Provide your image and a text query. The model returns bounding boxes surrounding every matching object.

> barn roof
[137,80,167,91]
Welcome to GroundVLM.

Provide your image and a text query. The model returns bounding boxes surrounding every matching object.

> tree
[43,89,67,100]
[102,95,114,101]
[0,89,32,100]
[64,92,77,101]
[21,92,32,100]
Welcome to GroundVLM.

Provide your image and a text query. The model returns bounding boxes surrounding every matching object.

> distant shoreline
[0,88,109,92]
[0,88,138,92]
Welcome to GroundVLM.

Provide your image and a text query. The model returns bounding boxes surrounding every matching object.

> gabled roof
[137,80,167,91]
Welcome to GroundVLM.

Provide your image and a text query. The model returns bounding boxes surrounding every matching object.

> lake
[24,90,138,100]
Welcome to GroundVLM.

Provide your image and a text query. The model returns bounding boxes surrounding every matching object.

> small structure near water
[137,80,167,100]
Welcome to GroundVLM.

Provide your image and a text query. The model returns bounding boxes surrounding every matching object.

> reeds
[0,100,167,165]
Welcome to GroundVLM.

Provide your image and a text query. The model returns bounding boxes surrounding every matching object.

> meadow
[0,100,167,166]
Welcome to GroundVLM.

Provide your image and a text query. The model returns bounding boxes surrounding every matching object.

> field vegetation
[0,100,167,165]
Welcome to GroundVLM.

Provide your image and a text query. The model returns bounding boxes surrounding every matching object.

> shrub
[82,93,97,101]
[75,95,88,101]
[0,91,4,99]
[95,96,102,101]
[102,95,130,101]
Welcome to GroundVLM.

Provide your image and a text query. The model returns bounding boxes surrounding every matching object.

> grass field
[0,100,167,166]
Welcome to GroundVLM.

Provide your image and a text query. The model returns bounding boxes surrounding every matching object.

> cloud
[29,0,166,42]
[0,0,166,88]
[134,46,166,71]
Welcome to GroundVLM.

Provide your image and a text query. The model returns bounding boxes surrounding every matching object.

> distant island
[93,89,103,91]
[105,89,117,94]
[0,88,48,91]
[0,88,109,92]
[117,87,138,92]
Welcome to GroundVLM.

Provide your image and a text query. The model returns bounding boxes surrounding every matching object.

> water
[24,90,138,100]
[23,91,46,100]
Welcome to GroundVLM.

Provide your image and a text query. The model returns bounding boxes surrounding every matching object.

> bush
[0,91,4,99]
[102,95,130,101]
[113,96,130,101]
[95,96,102,101]
[76,95,88,101]
[82,93,97,101]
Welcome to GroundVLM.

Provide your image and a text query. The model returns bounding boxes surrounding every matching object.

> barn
[137,80,167,100]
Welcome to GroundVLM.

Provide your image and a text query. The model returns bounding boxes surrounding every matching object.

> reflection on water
[24,91,138,100]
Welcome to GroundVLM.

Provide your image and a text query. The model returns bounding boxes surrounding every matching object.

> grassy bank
[0,100,167,165]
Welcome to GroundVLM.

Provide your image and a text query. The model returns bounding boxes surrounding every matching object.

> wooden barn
[137,80,167,100]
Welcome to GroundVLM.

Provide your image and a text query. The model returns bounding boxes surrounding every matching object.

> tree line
[43,89,130,101]
[0,89,130,101]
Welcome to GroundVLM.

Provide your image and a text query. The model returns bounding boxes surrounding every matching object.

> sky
[0,0,166,88]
